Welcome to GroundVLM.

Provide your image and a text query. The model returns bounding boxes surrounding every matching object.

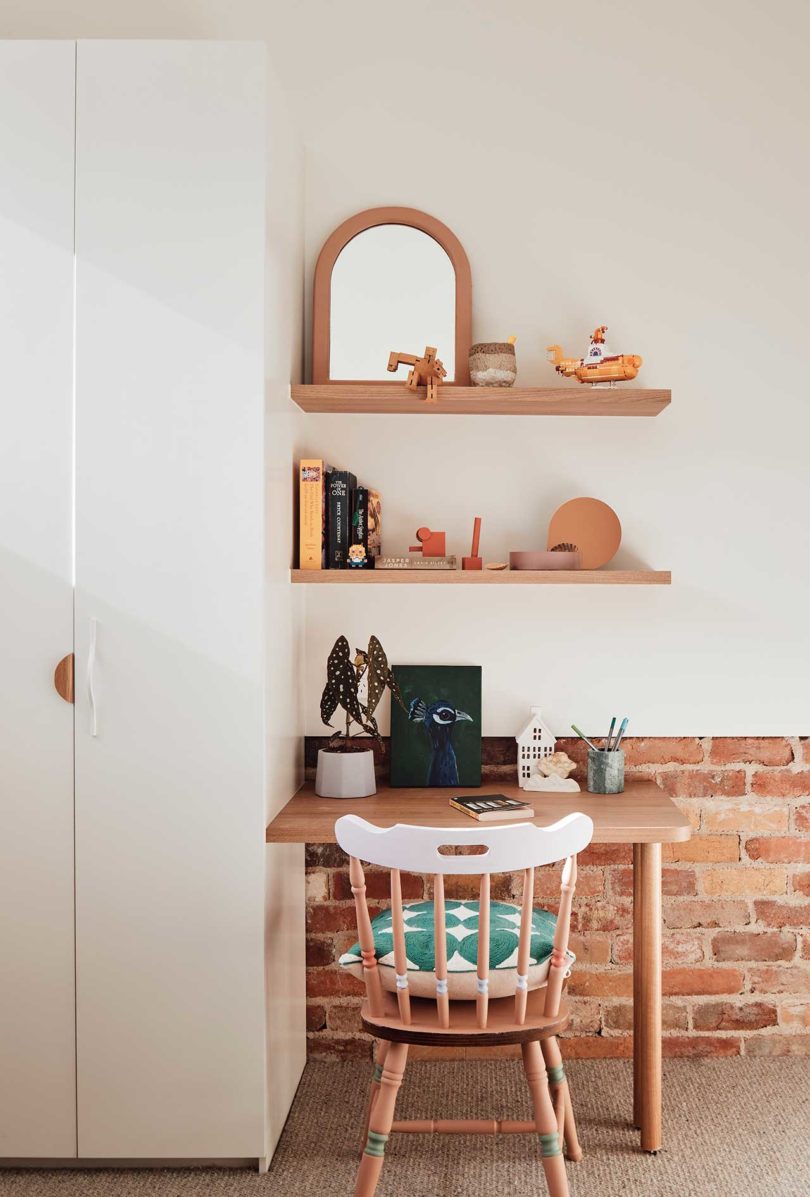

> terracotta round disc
[547,497,621,569]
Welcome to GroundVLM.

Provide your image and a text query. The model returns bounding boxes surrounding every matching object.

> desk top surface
[266,779,692,845]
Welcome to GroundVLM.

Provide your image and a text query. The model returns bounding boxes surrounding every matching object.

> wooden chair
[335,811,594,1197]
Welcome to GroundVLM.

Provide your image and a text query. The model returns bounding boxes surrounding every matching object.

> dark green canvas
[390,665,482,788]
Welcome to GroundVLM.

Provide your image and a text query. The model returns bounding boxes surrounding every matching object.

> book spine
[327,471,356,568]
[350,486,378,568]
[448,799,481,821]
[367,488,382,559]
[298,459,327,570]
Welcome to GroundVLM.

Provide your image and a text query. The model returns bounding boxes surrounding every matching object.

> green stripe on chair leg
[546,1063,566,1085]
[364,1131,389,1158]
[372,1064,383,1084]
[539,1131,562,1157]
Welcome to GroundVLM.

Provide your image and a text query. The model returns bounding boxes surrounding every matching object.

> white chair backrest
[335,812,594,874]
[335,812,594,1032]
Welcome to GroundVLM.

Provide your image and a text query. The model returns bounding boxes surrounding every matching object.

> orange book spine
[299,459,327,569]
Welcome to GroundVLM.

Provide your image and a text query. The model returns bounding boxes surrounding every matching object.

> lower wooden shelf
[291,569,671,586]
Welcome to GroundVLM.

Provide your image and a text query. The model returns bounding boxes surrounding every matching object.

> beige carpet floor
[1,1058,808,1197]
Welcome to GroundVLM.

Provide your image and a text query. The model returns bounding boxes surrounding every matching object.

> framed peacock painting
[390,665,482,788]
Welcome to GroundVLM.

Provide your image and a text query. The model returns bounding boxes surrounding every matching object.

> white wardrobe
[0,40,300,1162]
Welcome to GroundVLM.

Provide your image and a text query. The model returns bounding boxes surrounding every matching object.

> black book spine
[327,471,356,568]
[350,486,370,568]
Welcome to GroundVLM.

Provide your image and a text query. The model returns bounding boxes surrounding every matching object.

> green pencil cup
[588,748,625,794]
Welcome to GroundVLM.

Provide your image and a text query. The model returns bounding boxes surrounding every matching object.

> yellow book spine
[448,798,480,821]
[299,459,326,570]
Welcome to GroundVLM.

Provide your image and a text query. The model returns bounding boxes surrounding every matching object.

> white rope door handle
[88,617,98,737]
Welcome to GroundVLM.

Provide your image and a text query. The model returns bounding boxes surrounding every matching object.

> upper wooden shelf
[290,384,671,417]
[291,569,671,586]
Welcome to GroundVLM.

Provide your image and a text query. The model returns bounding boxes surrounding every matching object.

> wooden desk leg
[634,842,662,1153]
[633,844,642,1129]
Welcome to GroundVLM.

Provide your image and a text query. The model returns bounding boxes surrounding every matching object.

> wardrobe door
[74,42,266,1157]
[0,42,77,1159]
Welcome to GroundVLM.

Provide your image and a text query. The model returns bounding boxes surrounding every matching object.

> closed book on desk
[449,795,533,822]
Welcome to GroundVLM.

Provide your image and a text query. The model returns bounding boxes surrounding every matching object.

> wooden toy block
[388,345,447,404]
[409,526,446,557]
[462,516,482,570]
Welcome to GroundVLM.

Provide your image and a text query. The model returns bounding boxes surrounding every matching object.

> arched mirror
[312,207,472,384]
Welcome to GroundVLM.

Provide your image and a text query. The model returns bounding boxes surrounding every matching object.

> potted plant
[316,634,405,799]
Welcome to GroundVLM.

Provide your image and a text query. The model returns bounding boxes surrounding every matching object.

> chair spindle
[544,855,577,1019]
[390,869,411,1025]
[433,873,450,1028]
[476,873,490,1028]
[349,855,384,1017]
[514,866,535,1024]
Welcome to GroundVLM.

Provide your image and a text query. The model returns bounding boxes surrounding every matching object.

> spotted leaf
[320,635,365,729]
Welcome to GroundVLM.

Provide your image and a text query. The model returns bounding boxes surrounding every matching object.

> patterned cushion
[339,899,574,1001]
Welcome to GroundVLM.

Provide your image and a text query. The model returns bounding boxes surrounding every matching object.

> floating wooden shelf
[290,384,670,417]
[291,569,671,586]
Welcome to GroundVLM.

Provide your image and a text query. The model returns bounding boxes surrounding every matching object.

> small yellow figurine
[547,325,642,386]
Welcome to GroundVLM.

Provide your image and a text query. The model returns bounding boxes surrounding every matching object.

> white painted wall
[2,0,806,741]
[288,0,810,737]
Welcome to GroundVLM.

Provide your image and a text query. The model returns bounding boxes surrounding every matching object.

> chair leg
[354,1041,408,1197]
[358,1040,389,1155]
[521,1041,570,1197]
[541,1037,583,1162]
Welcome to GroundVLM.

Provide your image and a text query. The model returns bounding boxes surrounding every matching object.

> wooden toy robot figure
[387,345,447,403]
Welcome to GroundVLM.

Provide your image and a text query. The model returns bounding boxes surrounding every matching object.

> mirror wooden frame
[311,206,472,385]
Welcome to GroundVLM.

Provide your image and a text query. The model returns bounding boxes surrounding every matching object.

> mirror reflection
[329,224,456,381]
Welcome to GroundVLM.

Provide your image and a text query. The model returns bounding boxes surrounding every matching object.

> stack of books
[299,459,381,571]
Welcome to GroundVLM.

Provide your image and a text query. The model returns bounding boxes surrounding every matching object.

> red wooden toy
[409,526,446,557]
[462,516,483,570]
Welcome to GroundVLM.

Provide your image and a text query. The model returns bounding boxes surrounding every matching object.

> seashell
[485,562,508,571]
[550,542,578,553]
[524,774,581,792]
[536,750,577,779]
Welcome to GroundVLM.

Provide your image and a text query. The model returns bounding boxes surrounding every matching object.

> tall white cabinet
[0,40,290,1162]
[0,41,78,1160]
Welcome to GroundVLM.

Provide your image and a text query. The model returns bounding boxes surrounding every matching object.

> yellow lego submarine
[547,325,642,385]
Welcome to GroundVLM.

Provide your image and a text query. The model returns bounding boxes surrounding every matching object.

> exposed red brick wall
[304,736,810,1060]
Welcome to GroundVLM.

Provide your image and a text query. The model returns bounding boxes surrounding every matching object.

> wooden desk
[266,779,691,1154]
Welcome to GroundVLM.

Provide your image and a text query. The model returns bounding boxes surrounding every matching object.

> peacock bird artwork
[390,665,482,788]
[408,697,475,787]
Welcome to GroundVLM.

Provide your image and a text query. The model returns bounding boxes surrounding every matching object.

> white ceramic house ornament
[515,706,556,788]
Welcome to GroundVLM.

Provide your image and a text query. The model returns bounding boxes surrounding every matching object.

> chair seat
[340,898,574,1001]
[361,987,571,1047]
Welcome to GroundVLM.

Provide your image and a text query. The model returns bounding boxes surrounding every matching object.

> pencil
[606,716,616,751]
[571,724,601,754]
[612,717,629,752]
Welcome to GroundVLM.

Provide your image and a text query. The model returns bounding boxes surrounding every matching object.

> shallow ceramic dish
[509,550,581,571]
